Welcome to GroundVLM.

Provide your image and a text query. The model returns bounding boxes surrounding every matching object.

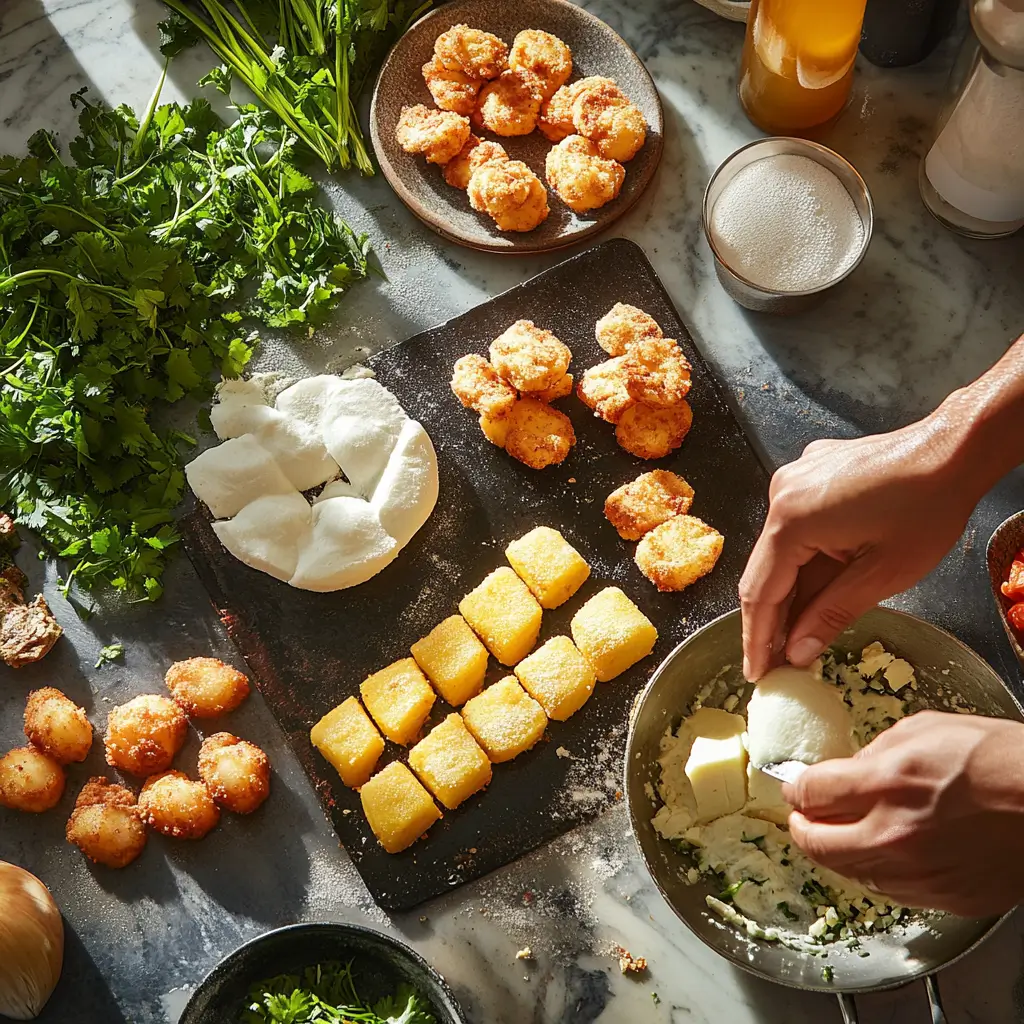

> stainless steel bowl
[625,607,1020,1015]
[702,137,874,314]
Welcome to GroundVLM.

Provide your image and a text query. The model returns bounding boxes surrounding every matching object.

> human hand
[782,711,1024,916]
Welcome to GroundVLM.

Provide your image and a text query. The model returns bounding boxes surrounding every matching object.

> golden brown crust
[24,686,93,764]
[0,746,64,812]
[504,398,575,470]
[422,56,482,114]
[197,732,271,815]
[472,70,545,136]
[571,80,647,162]
[577,357,635,424]
[615,400,693,459]
[489,320,571,392]
[435,24,508,80]
[595,302,663,357]
[467,160,549,232]
[139,770,220,839]
[451,354,518,418]
[508,29,572,100]
[395,104,471,165]
[634,515,724,592]
[104,694,188,776]
[443,136,507,189]
[622,337,692,408]
[538,77,619,143]
[165,656,250,719]
[604,470,695,540]
[533,372,574,403]
[545,135,624,214]
[479,412,511,447]
[66,776,146,868]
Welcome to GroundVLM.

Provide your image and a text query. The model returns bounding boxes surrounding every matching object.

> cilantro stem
[132,58,169,161]
[0,268,131,300]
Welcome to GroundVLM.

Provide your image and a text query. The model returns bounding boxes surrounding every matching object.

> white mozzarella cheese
[684,707,749,824]
[212,491,312,582]
[185,435,296,519]
[371,419,439,548]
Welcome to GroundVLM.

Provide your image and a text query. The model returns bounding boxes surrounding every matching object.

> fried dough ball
[509,29,572,100]
[139,770,220,840]
[505,397,575,469]
[473,70,545,136]
[577,357,635,424]
[622,337,692,408]
[395,104,471,165]
[480,412,510,448]
[435,24,508,81]
[595,302,663,356]
[635,515,724,592]
[451,354,518,418]
[105,694,188,776]
[616,400,693,460]
[443,135,508,189]
[545,135,625,214]
[66,777,146,868]
[468,159,549,232]
[490,321,571,392]
[533,372,574,403]
[198,733,270,815]
[538,76,619,142]
[572,80,647,162]
[0,747,64,812]
[165,657,250,719]
[604,470,695,540]
[24,687,93,764]
[422,56,482,115]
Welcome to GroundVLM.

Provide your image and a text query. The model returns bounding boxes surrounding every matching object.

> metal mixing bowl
[625,607,1020,1010]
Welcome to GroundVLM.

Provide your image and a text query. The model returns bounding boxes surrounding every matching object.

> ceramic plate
[369,0,664,254]
[986,509,1024,670]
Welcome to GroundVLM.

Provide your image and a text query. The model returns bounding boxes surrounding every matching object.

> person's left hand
[782,710,1024,916]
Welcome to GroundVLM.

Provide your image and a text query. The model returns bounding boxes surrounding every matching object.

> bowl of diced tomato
[987,510,1024,663]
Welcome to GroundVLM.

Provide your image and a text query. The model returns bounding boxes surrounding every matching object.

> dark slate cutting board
[180,238,770,911]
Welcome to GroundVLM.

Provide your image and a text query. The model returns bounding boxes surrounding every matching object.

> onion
[0,862,63,1019]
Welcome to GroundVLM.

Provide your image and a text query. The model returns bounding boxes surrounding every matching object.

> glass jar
[738,0,870,135]
[920,0,1024,238]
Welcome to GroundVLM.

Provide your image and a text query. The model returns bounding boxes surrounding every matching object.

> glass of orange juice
[738,0,869,135]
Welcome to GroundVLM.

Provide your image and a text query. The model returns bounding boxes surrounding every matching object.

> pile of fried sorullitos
[395,23,648,231]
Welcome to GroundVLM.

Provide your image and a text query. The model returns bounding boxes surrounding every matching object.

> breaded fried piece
[622,336,692,408]
[545,135,625,214]
[604,470,695,540]
[577,357,635,424]
[451,354,518,418]
[572,80,647,162]
[616,400,693,459]
[24,686,93,764]
[198,732,270,815]
[435,24,508,80]
[66,777,146,869]
[505,397,575,469]
[0,746,64,812]
[395,104,471,165]
[138,770,220,840]
[444,135,508,189]
[509,29,572,100]
[539,76,619,143]
[533,372,573,403]
[468,159,549,232]
[473,70,545,136]
[165,656,250,718]
[490,320,571,392]
[105,694,187,776]
[635,515,724,592]
[595,302,663,356]
[480,412,510,447]
[422,56,482,114]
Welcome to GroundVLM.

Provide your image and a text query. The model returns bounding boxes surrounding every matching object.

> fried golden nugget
[595,302,663,356]
[451,354,518,418]
[505,397,575,469]
[104,694,188,776]
[533,372,574,403]
[635,515,724,592]
[489,320,571,392]
[0,746,64,812]
[467,159,549,232]
[622,337,692,408]
[577,357,635,424]
[545,135,625,214]
[480,411,510,447]
[422,55,482,115]
[509,29,572,100]
[444,135,508,189]
[435,24,508,80]
[395,104,471,165]
[66,777,146,868]
[473,69,545,136]
[538,76,619,143]
[571,80,647,163]
[24,686,93,764]
[139,770,220,840]
[165,657,250,719]
[604,470,695,541]
[615,400,693,460]
[198,733,270,815]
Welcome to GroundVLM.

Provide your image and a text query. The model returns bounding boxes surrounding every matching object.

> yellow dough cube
[570,586,658,681]
[514,636,596,721]
[359,761,441,854]
[505,526,591,609]
[409,713,492,809]
[310,696,385,789]
[458,567,543,666]
[684,707,748,824]
[360,658,436,745]
[410,615,488,706]
[461,676,547,762]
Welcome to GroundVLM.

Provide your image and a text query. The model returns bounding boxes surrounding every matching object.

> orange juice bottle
[739,0,869,135]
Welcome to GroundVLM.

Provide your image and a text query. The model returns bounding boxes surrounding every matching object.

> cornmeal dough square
[570,587,658,681]
[459,567,543,666]
[359,761,441,854]
[360,658,436,745]
[411,615,489,707]
[505,526,590,609]
[514,636,596,721]
[409,713,492,809]
[310,696,385,788]
[461,676,547,762]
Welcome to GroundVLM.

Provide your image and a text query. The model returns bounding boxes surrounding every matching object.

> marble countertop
[2,1,1024,1022]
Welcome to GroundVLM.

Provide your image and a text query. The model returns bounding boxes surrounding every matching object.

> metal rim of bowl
[701,136,875,298]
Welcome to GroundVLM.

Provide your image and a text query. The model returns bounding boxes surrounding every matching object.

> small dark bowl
[986,510,1024,668]
[179,922,465,1024]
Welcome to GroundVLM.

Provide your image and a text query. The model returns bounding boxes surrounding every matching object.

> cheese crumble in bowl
[625,607,1021,998]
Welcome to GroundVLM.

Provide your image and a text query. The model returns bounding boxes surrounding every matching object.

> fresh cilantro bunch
[0,73,371,603]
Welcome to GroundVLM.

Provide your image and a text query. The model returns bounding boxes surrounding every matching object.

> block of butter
[683,707,748,823]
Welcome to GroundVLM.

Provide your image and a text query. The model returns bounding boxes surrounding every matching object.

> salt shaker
[919,0,1024,238]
